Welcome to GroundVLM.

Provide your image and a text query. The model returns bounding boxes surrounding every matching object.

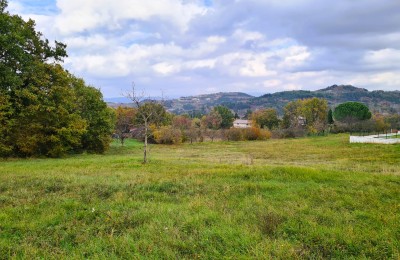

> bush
[272,127,306,139]
[243,127,271,140]
[243,127,259,140]
[153,126,182,144]
[224,128,243,141]
[224,127,271,141]
[258,128,272,140]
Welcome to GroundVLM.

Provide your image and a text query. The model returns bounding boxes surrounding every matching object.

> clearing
[0,134,399,258]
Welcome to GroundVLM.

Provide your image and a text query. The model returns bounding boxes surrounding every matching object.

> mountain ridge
[107,85,400,115]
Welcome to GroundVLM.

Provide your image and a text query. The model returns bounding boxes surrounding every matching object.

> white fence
[350,132,400,144]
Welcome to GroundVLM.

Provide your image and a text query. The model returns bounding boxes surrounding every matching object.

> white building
[233,119,252,128]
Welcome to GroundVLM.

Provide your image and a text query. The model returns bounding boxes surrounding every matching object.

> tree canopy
[282,98,328,134]
[115,106,136,145]
[0,1,114,157]
[213,106,234,129]
[333,102,372,123]
[251,108,280,130]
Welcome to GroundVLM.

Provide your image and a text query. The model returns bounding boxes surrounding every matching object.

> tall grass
[0,135,399,258]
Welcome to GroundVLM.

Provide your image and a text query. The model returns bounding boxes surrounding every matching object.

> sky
[7,0,400,98]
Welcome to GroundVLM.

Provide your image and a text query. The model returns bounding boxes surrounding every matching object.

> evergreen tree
[327,109,334,124]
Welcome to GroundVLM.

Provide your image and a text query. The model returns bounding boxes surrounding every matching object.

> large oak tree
[0,0,114,157]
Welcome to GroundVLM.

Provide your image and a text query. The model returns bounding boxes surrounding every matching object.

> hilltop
[107,85,400,116]
[251,85,400,115]
[166,85,400,116]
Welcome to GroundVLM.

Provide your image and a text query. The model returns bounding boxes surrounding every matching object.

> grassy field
[0,134,399,259]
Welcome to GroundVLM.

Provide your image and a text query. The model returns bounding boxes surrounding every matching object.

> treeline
[115,97,400,146]
[114,105,271,145]
[0,1,114,157]
[251,99,399,137]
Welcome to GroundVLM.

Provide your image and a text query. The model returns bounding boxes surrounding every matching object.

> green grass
[0,134,399,259]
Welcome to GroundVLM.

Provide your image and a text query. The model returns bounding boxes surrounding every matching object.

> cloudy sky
[7,0,400,98]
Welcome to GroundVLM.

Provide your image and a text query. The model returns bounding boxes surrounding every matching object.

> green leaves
[251,108,280,130]
[213,106,234,129]
[0,2,114,157]
[333,102,372,123]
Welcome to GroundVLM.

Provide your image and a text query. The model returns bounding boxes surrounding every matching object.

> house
[298,116,306,126]
[233,119,252,128]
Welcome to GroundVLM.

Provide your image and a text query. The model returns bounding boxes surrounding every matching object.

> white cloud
[239,54,275,77]
[7,0,400,97]
[54,0,206,34]
[275,46,311,69]
[262,79,282,88]
[64,35,110,50]
[233,29,264,45]
[363,48,400,70]
[283,83,302,90]
[185,59,216,69]
[152,62,181,75]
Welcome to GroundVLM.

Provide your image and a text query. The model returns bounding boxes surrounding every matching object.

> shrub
[153,126,182,144]
[243,127,271,140]
[271,127,306,139]
[257,128,272,140]
[243,127,259,140]
[224,127,271,141]
[224,128,243,141]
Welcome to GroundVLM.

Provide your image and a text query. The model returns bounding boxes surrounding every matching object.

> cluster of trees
[0,1,114,157]
[114,104,271,146]
[332,102,399,133]
[249,97,329,137]
[248,99,398,137]
[115,96,399,157]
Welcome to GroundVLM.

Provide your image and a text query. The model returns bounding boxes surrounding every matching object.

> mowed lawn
[0,134,399,259]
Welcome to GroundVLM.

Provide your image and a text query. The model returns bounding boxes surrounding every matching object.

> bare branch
[123,81,167,164]
[124,81,145,108]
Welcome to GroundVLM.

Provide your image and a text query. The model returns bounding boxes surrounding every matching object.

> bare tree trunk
[125,83,165,164]
[143,120,148,164]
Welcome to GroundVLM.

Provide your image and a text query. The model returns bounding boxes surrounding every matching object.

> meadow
[0,134,399,259]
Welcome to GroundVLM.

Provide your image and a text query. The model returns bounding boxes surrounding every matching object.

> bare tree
[125,83,166,164]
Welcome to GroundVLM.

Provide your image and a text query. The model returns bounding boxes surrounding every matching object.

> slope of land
[253,85,400,115]
[163,92,253,115]
[0,135,399,258]
[157,85,400,116]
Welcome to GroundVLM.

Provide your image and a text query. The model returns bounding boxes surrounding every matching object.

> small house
[233,119,252,128]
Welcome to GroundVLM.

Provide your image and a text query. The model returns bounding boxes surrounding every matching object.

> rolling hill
[165,85,400,116]
[107,85,400,116]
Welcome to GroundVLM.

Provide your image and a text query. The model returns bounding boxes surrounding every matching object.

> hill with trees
[158,85,400,116]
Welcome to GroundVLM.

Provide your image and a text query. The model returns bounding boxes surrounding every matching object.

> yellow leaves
[284,97,328,133]
[153,126,183,144]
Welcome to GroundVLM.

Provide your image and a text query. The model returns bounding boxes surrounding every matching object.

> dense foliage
[0,1,114,157]
[282,98,328,134]
[213,105,234,129]
[333,102,372,124]
[251,108,280,130]
[327,109,334,124]
[115,107,136,145]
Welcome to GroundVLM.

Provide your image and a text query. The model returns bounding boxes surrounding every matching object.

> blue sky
[7,0,400,98]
